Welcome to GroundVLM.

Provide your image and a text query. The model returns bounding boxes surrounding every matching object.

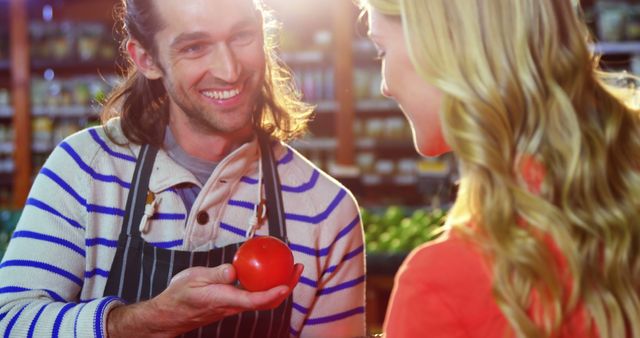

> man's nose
[210,43,241,83]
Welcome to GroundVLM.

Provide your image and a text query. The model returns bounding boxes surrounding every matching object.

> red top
[383,231,595,338]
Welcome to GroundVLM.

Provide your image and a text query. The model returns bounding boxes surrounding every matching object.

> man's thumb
[207,264,235,284]
[169,264,235,285]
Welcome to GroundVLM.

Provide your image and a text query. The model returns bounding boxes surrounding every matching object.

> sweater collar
[104,117,263,193]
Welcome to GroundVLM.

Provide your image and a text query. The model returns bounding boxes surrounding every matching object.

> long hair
[102,0,313,146]
[361,0,640,337]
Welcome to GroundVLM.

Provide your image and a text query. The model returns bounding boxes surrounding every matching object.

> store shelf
[31,59,119,73]
[310,100,399,114]
[0,173,13,186]
[366,252,407,275]
[0,142,13,155]
[291,137,337,150]
[32,105,99,118]
[592,41,640,55]
[313,100,339,113]
[291,137,413,151]
[356,99,399,112]
[32,141,53,153]
[362,138,414,149]
[361,174,417,187]
[417,158,452,178]
[0,107,13,118]
[281,50,327,64]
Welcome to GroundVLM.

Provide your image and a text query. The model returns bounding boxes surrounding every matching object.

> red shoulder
[386,232,510,337]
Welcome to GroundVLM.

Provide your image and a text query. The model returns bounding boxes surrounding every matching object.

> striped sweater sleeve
[0,136,124,337]
[297,188,366,338]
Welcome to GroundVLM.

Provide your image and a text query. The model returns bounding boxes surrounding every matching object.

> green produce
[0,210,20,260]
[363,206,446,254]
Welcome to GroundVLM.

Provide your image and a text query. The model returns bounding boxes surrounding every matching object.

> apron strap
[118,135,286,240]
[122,144,159,237]
[257,131,288,241]
[104,144,158,298]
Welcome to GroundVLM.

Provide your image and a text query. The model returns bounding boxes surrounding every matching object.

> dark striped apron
[103,132,292,338]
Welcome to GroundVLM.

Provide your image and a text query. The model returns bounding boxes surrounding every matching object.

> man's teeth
[203,88,240,100]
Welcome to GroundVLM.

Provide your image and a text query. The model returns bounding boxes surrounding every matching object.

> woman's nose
[380,79,391,98]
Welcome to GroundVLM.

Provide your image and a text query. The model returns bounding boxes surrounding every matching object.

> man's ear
[127,39,162,80]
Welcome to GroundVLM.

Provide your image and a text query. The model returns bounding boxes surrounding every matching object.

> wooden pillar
[333,0,355,168]
[10,0,31,208]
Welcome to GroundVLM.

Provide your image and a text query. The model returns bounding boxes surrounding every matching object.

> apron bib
[104,132,292,338]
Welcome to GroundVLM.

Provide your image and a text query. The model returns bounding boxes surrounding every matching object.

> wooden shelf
[30,59,120,73]
[313,100,339,113]
[5,0,121,207]
[309,100,399,114]
[281,50,328,64]
[592,41,640,55]
[291,137,414,151]
[10,0,31,208]
[31,141,53,154]
[356,99,399,113]
[0,107,13,118]
[365,254,405,333]
[32,105,99,118]
[0,142,14,155]
[361,174,418,187]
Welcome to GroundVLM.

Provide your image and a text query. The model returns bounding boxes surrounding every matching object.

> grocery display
[2,0,122,206]
[284,35,457,205]
[30,21,116,65]
[0,209,21,260]
[362,206,445,255]
[362,205,447,335]
[30,74,117,173]
[582,0,640,73]
[0,2,14,208]
[0,31,8,67]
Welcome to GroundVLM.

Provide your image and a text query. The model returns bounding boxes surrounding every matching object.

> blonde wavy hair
[360,0,640,337]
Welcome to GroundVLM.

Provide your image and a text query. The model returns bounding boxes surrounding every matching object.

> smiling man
[0,0,366,337]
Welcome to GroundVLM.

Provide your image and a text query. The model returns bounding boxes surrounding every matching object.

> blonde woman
[359,0,640,337]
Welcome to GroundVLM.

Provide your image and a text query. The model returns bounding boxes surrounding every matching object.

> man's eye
[231,31,256,45]
[182,44,203,54]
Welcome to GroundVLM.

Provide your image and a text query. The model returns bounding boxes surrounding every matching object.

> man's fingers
[201,264,235,284]
[169,264,236,286]
[211,284,287,310]
[288,263,304,290]
[248,286,290,310]
[230,264,303,309]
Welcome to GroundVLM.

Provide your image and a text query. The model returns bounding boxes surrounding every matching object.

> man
[0,0,366,337]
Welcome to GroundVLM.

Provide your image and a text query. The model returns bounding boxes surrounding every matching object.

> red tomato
[232,236,294,292]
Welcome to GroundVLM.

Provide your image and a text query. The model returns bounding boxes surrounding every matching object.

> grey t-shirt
[163,127,217,185]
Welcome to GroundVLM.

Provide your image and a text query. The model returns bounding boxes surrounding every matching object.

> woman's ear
[127,39,162,80]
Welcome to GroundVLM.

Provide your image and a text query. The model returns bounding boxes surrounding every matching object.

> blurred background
[0,0,634,334]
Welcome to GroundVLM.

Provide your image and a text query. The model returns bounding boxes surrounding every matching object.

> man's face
[151,0,266,135]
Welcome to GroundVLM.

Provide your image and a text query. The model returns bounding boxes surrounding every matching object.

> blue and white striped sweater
[0,119,366,338]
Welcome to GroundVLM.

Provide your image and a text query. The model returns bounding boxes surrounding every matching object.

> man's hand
[107,263,304,338]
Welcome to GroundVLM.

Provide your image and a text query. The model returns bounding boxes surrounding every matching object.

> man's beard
[166,82,257,135]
